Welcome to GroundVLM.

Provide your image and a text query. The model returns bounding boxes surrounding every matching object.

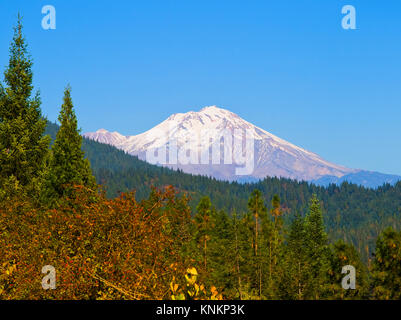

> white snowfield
[84,106,356,182]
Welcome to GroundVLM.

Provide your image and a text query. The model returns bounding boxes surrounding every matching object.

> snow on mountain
[84,106,357,182]
[84,129,127,146]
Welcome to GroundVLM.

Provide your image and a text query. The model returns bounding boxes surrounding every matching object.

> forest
[1,19,401,300]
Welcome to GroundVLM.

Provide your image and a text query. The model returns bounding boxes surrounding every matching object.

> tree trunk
[234,225,243,300]
[204,237,207,271]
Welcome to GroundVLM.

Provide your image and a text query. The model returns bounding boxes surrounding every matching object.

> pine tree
[0,16,50,200]
[270,195,284,272]
[43,86,96,201]
[207,209,235,294]
[371,227,401,299]
[277,213,308,299]
[265,194,284,298]
[304,194,330,299]
[231,210,244,299]
[247,189,267,298]
[194,196,214,272]
[231,211,260,300]
[328,240,369,299]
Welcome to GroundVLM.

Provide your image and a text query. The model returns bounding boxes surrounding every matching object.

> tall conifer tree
[278,213,308,299]
[304,194,330,299]
[265,194,284,298]
[328,240,369,299]
[230,210,245,299]
[194,196,214,271]
[43,86,96,201]
[371,228,401,299]
[247,189,267,298]
[0,16,50,199]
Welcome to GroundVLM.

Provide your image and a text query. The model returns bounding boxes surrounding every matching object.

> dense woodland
[1,19,401,300]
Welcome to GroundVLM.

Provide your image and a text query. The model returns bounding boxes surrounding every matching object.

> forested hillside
[46,121,401,261]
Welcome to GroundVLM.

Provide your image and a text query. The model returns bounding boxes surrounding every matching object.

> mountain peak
[200,105,237,116]
[200,105,226,112]
[201,105,219,110]
[84,106,355,182]
[85,128,126,146]
[167,105,235,121]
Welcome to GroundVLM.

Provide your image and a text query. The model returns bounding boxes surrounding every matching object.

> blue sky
[0,0,400,175]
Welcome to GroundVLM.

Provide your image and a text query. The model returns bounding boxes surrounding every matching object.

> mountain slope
[84,106,356,182]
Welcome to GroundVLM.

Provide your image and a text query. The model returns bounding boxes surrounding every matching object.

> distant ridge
[313,170,401,189]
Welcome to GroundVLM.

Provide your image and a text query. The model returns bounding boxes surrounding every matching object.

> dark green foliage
[205,209,234,292]
[247,190,267,298]
[277,197,330,300]
[328,240,369,299]
[193,196,214,271]
[263,194,285,298]
[303,195,330,299]
[370,228,401,299]
[0,17,50,200]
[227,210,255,299]
[278,213,309,299]
[193,191,381,300]
[42,86,96,202]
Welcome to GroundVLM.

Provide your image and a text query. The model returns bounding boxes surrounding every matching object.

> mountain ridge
[83,106,401,188]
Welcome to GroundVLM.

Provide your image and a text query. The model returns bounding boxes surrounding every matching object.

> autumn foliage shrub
[0,185,194,299]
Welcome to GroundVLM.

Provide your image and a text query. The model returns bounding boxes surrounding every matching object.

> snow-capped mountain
[84,128,127,146]
[84,106,359,182]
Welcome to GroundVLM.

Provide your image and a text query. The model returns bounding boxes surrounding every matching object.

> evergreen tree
[0,16,50,200]
[232,211,261,300]
[230,210,245,299]
[304,194,330,299]
[207,209,235,294]
[247,189,267,298]
[371,227,401,299]
[43,86,96,201]
[271,195,284,249]
[328,240,369,299]
[194,196,214,272]
[265,194,284,297]
[278,213,308,299]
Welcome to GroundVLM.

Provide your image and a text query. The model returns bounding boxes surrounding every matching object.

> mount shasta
[84,106,400,188]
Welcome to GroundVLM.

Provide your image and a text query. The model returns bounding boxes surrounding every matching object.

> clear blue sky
[0,0,400,175]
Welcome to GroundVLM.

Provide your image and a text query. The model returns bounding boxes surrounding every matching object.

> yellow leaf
[187,267,198,276]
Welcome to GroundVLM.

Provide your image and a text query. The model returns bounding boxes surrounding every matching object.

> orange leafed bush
[0,185,194,299]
